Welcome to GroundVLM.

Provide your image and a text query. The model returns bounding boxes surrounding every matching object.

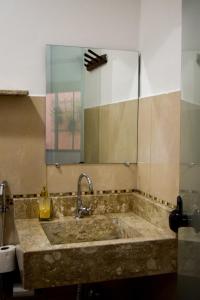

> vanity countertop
[14,192,177,289]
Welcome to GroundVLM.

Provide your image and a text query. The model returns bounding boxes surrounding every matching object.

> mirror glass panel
[46,45,139,164]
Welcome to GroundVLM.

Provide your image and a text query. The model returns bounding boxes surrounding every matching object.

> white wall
[0,0,182,98]
[0,0,140,96]
[139,0,182,98]
[84,49,139,108]
[100,50,139,105]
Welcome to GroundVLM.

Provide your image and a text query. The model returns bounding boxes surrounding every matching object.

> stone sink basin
[14,192,177,290]
[41,215,141,245]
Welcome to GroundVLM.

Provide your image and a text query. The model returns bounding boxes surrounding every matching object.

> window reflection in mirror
[46,45,139,165]
[46,92,82,163]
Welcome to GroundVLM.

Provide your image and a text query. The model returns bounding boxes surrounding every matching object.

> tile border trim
[10,189,176,209]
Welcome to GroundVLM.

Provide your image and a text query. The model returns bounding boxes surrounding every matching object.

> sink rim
[15,212,175,253]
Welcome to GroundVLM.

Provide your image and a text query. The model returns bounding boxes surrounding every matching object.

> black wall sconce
[84,49,107,71]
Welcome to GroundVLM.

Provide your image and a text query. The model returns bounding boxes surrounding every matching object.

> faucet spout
[76,173,93,218]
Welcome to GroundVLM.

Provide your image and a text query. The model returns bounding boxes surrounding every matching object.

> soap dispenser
[39,186,52,221]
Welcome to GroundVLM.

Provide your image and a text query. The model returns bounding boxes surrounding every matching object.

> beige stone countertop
[15,212,177,289]
[15,212,174,252]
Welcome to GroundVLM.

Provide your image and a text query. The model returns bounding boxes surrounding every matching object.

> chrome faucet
[76,173,93,218]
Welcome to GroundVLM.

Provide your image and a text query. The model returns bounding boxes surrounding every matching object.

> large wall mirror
[46,45,139,164]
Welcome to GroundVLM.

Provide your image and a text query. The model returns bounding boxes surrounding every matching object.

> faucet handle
[77,206,92,218]
[86,206,92,215]
[83,206,92,216]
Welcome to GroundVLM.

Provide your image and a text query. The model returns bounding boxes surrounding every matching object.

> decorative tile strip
[136,189,176,209]
[11,188,137,200]
[10,188,176,209]
[13,193,38,199]
[103,190,112,194]
[13,194,24,198]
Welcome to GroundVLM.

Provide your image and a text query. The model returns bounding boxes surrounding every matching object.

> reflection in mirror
[46,45,139,164]
[181,50,200,165]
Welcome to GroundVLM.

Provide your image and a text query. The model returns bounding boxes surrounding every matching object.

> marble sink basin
[14,192,177,290]
[41,215,141,245]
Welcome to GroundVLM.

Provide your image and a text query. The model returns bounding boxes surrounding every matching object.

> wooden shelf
[0,90,29,96]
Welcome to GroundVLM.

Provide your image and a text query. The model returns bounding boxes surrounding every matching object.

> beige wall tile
[137,163,150,194]
[84,107,100,163]
[150,163,179,204]
[150,92,180,164]
[137,97,152,195]
[99,100,138,163]
[0,96,46,195]
[150,92,180,204]
[47,164,137,193]
[138,97,152,163]
[137,92,181,205]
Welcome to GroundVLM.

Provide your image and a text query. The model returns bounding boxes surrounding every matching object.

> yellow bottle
[39,186,52,221]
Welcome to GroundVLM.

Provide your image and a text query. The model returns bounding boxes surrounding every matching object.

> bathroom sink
[41,215,142,245]
[14,192,177,290]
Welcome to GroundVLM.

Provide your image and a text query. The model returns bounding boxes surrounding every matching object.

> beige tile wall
[84,107,100,163]
[137,96,152,194]
[0,96,46,195]
[84,100,138,164]
[47,164,137,193]
[99,100,138,163]
[137,92,181,205]
[0,95,137,196]
[0,92,181,244]
[0,93,180,201]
